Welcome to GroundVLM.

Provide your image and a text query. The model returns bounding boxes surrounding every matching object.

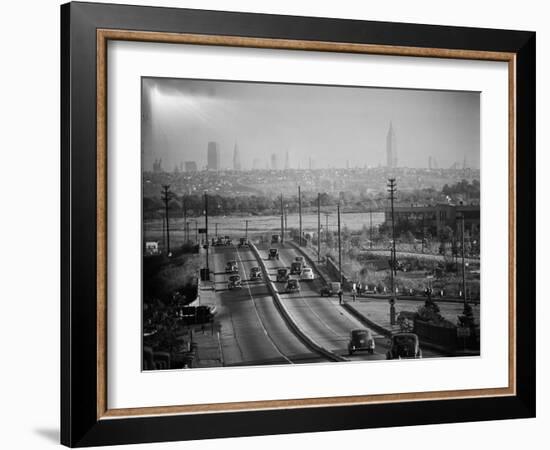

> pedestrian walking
[338,289,343,305]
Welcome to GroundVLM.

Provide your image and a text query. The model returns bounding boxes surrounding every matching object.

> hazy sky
[142,77,480,171]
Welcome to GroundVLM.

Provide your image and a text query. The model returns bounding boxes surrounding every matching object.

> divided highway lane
[261,244,445,360]
[210,245,326,366]
[260,244,387,361]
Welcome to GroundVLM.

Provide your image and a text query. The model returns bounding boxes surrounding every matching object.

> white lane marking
[269,249,345,342]
[212,247,245,363]
[275,248,384,359]
[235,246,293,364]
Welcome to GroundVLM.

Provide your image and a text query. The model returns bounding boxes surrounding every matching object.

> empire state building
[386,122,398,168]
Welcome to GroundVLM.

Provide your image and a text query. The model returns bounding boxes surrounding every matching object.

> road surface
[261,243,444,360]
[210,245,327,366]
[259,244,389,361]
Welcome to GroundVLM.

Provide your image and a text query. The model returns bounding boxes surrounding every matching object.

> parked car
[285,279,300,293]
[227,275,242,290]
[348,329,375,355]
[300,267,314,281]
[250,266,262,280]
[320,281,341,297]
[290,261,303,275]
[238,237,249,247]
[225,260,238,273]
[386,333,422,359]
[276,267,290,282]
[268,248,280,260]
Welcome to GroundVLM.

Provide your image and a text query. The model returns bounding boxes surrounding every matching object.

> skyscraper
[284,150,290,170]
[386,122,397,168]
[207,141,220,171]
[233,142,241,170]
[271,153,278,170]
[185,161,198,172]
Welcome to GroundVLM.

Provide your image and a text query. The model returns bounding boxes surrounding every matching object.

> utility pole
[461,213,467,310]
[182,195,187,244]
[161,185,171,256]
[387,178,397,325]
[280,194,284,245]
[162,215,166,254]
[195,221,198,243]
[337,202,342,286]
[325,213,330,244]
[245,219,249,240]
[215,223,218,238]
[317,193,321,262]
[298,185,303,245]
[422,213,426,253]
[369,208,373,249]
[204,192,209,273]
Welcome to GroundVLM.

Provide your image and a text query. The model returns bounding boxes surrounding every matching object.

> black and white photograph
[141,78,481,370]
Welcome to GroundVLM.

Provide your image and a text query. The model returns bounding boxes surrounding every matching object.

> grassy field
[144,211,385,247]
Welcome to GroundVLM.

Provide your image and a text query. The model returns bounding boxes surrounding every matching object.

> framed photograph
[61,1,535,447]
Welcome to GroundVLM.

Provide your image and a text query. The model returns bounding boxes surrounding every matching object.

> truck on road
[320,281,341,297]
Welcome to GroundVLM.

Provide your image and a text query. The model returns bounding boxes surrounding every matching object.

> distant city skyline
[142,78,480,171]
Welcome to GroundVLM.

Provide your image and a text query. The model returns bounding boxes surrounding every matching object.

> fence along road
[210,245,327,366]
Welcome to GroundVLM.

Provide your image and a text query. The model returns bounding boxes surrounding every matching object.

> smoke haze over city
[142,77,480,172]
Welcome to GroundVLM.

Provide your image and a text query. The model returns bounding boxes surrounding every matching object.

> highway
[259,243,445,360]
[210,245,327,366]
[259,244,389,361]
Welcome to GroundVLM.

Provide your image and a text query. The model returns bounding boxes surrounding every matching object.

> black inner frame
[61,2,536,447]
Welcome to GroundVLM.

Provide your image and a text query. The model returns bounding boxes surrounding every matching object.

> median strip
[249,243,346,362]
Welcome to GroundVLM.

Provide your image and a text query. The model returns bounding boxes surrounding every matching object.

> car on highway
[290,261,303,275]
[268,248,280,260]
[285,279,300,293]
[249,266,262,280]
[320,281,341,296]
[386,333,422,359]
[300,267,314,281]
[227,274,242,290]
[348,329,375,355]
[271,234,281,244]
[276,267,290,282]
[238,237,249,247]
[225,260,238,273]
[294,256,306,265]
